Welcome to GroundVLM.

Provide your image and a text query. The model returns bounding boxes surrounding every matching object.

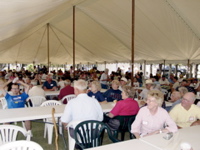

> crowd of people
[0,65,200,141]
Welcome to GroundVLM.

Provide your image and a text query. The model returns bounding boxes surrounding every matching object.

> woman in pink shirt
[108,86,139,118]
[131,90,177,138]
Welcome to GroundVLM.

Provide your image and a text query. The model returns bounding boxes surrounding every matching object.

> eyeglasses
[12,88,19,90]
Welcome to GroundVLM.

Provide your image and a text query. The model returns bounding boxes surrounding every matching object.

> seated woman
[107,86,140,118]
[103,80,122,102]
[87,81,105,103]
[131,90,177,139]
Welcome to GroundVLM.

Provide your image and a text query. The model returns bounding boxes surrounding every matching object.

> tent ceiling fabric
[0,0,200,64]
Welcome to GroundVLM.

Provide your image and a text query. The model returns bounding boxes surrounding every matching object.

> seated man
[1,79,31,131]
[168,91,181,111]
[42,74,57,91]
[139,79,154,100]
[169,92,200,128]
[58,79,74,104]
[61,79,103,129]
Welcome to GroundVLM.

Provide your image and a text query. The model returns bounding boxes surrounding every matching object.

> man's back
[61,93,103,123]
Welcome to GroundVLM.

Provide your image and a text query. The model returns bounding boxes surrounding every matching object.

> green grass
[15,121,131,150]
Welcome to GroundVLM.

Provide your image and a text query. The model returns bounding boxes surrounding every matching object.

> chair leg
[121,132,125,141]
[44,123,47,138]
[47,124,54,144]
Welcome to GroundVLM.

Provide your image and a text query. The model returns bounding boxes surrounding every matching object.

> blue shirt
[88,91,105,102]
[103,88,122,102]
[5,92,29,109]
[43,80,57,89]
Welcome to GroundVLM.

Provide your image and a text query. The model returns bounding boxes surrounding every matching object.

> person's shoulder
[191,104,200,110]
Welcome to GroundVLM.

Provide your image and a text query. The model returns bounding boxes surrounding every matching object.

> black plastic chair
[128,116,136,139]
[74,120,119,150]
[113,115,136,141]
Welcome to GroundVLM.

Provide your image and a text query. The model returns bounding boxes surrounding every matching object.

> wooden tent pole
[131,0,135,86]
[187,59,190,78]
[163,60,165,75]
[73,6,76,78]
[47,23,50,73]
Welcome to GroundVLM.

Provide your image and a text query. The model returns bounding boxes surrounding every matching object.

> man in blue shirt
[42,74,57,91]
[1,79,30,130]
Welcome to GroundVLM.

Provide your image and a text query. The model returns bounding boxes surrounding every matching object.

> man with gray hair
[42,74,57,91]
[169,92,200,128]
[58,79,74,104]
[61,79,103,128]
[100,68,109,89]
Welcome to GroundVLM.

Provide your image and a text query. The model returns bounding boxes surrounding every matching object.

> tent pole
[175,64,178,77]
[73,6,76,78]
[104,61,106,69]
[187,59,190,78]
[47,23,50,73]
[144,60,146,79]
[131,0,135,86]
[163,60,165,75]
[195,64,198,78]
[150,64,152,74]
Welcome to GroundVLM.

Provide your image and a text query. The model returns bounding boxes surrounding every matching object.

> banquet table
[45,90,60,96]
[88,139,159,150]
[0,102,114,123]
[140,125,200,150]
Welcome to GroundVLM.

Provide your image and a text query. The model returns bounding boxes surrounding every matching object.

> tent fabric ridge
[165,0,200,40]
[76,5,132,51]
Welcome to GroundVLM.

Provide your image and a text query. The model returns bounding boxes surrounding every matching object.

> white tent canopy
[0,0,200,65]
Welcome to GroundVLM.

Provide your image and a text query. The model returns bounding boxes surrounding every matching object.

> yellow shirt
[169,104,200,128]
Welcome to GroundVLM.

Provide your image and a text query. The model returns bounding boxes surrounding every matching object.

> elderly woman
[131,90,177,139]
[107,86,139,118]
[103,80,122,102]
[87,81,105,103]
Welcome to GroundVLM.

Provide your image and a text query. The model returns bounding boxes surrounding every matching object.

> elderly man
[61,79,103,128]
[139,79,153,100]
[168,91,181,111]
[58,79,74,104]
[42,74,57,91]
[169,92,200,128]
[119,77,128,91]
[100,68,109,89]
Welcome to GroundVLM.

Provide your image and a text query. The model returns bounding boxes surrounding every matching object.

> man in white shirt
[159,75,170,85]
[61,79,103,128]
[100,69,109,89]
[139,79,153,100]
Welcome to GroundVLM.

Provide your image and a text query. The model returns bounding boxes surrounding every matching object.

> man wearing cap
[119,77,128,91]
[139,79,153,100]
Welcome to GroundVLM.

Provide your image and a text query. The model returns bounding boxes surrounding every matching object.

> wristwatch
[159,129,162,134]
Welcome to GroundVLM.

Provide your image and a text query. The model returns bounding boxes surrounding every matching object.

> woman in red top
[108,86,139,118]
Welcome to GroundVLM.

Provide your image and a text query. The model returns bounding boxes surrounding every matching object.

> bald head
[181,92,196,110]
[183,92,196,102]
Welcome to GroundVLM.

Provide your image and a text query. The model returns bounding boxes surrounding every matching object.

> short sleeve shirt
[5,92,29,109]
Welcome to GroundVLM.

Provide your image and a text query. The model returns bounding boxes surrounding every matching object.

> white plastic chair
[67,120,83,150]
[40,100,62,144]
[27,96,46,107]
[0,140,43,150]
[61,94,76,104]
[0,125,31,146]
[0,97,7,109]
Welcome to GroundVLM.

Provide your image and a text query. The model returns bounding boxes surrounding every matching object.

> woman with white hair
[103,80,122,102]
[87,81,105,103]
[131,90,177,139]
